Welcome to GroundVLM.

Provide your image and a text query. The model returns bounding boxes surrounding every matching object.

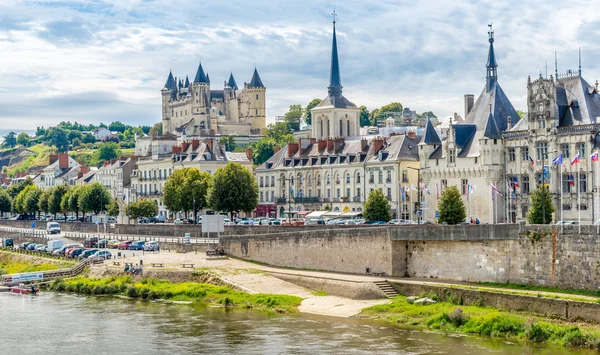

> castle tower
[224,72,240,123]
[486,24,498,93]
[245,68,266,134]
[161,70,177,133]
[191,62,210,113]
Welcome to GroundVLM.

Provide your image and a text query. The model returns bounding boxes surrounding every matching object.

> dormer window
[449,149,456,163]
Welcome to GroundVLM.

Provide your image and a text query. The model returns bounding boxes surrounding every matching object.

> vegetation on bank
[361,295,600,350]
[48,275,302,313]
[0,253,73,275]
[477,281,600,299]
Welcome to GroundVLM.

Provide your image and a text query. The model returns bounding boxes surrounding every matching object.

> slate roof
[227,73,238,90]
[314,94,357,109]
[210,90,224,100]
[555,76,600,126]
[509,113,528,131]
[454,124,478,158]
[464,83,520,132]
[164,71,177,90]
[328,21,342,97]
[420,118,442,145]
[249,68,264,88]
[184,75,190,88]
[194,62,209,83]
[483,111,502,139]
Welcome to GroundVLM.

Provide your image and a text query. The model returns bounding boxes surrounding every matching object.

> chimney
[191,139,200,150]
[371,137,385,155]
[317,139,327,152]
[299,138,311,155]
[245,147,253,161]
[49,154,58,165]
[172,146,182,154]
[326,138,334,151]
[274,145,281,154]
[204,138,213,153]
[310,138,317,145]
[507,116,512,130]
[361,138,368,151]
[181,142,189,152]
[407,130,417,138]
[333,137,345,153]
[58,153,69,169]
[288,142,299,157]
[464,94,474,118]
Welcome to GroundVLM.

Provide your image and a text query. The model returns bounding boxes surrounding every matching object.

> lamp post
[407,166,430,224]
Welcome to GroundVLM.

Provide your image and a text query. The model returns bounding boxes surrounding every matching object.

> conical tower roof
[184,75,190,88]
[249,68,264,88]
[194,62,209,83]
[164,71,177,90]
[483,110,501,139]
[327,18,342,97]
[420,117,442,145]
[227,72,238,90]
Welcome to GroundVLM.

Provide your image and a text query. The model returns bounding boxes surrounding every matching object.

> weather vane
[332,8,337,23]
[488,23,494,39]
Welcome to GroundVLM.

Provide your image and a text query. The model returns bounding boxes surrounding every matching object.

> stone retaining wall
[271,272,386,300]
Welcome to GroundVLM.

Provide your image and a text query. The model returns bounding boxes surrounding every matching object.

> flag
[467,184,470,201]
[552,154,563,165]
[571,153,580,166]
[423,185,431,195]
[400,184,405,201]
[528,155,535,166]
[512,176,519,188]
[592,151,599,162]
[569,174,575,186]
[289,186,294,198]
[411,184,417,191]
[122,193,126,201]
[506,181,515,198]
[490,182,504,197]
[436,183,439,200]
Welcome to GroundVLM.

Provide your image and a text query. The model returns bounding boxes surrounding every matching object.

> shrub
[525,322,549,343]
[448,308,468,327]
[139,288,150,299]
[126,286,138,298]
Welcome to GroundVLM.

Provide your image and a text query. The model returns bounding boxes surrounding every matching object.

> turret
[161,70,177,132]
[245,68,266,134]
[191,62,210,113]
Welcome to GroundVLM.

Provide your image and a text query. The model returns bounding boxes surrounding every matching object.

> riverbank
[0,252,74,275]
[360,295,600,350]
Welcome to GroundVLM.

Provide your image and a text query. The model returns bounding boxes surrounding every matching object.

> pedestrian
[470,217,474,224]
[475,218,480,225]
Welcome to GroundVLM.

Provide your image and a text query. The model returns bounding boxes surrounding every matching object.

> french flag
[528,155,535,166]
[591,151,599,162]
[571,153,580,166]
[569,174,575,186]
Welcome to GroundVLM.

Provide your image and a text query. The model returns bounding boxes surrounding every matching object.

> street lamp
[407,166,430,224]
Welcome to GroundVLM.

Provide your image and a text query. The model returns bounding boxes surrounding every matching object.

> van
[47,222,61,235]
[46,240,63,252]
[2,238,13,247]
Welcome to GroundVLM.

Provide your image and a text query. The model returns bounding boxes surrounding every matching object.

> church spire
[486,24,498,93]
[327,10,342,97]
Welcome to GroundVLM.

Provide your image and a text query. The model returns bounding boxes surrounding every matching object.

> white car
[89,250,112,260]
[143,241,160,251]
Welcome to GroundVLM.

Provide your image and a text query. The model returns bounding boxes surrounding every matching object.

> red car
[117,241,133,250]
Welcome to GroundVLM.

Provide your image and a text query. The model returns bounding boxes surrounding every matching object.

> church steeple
[486,24,498,93]
[327,10,342,98]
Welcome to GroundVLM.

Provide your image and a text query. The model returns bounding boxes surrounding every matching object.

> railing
[0,258,94,284]
[293,197,320,203]
[353,197,361,202]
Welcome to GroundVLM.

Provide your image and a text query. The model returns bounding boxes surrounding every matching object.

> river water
[0,293,595,355]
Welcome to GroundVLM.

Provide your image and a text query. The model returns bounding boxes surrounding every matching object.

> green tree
[527,186,555,224]
[265,122,292,141]
[79,182,111,215]
[363,189,392,222]
[0,189,12,215]
[252,138,277,165]
[97,142,121,161]
[38,190,50,216]
[283,104,303,131]
[45,127,69,152]
[438,185,467,225]
[126,200,158,220]
[67,186,83,220]
[72,138,82,147]
[219,135,237,152]
[149,122,163,136]
[24,187,42,217]
[108,121,127,133]
[359,106,370,127]
[7,177,33,198]
[163,168,211,220]
[60,190,72,216]
[16,132,30,146]
[516,110,526,118]
[3,132,17,148]
[304,98,322,125]
[48,185,70,218]
[13,185,34,214]
[371,102,403,125]
[107,199,120,217]
[82,133,96,144]
[163,170,185,214]
[208,162,258,218]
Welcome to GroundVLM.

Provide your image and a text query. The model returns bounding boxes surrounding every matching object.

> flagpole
[560,166,563,234]
[410,189,413,223]
[467,184,470,223]
[578,168,581,233]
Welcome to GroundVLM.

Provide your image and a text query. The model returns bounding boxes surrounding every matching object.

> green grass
[4,144,55,177]
[311,290,328,296]
[0,253,73,275]
[477,281,600,298]
[362,296,600,350]
[48,275,303,313]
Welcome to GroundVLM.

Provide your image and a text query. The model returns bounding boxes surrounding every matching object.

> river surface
[0,293,596,355]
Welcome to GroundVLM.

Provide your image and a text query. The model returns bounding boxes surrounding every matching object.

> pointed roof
[193,62,209,83]
[486,30,497,68]
[206,72,210,83]
[184,75,190,88]
[227,72,238,90]
[420,118,442,145]
[327,19,342,97]
[486,25,498,93]
[249,68,264,88]
[483,111,501,139]
[178,78,183,88]
[164,71,177,90]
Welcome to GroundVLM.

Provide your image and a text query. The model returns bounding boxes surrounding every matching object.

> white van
[46,240,63,252]
[47,222,61,235]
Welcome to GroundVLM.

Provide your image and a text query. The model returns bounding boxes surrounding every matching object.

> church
[161,65,266,137]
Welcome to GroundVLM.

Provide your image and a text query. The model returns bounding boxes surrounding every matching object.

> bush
[139,288,150,299]
[126,286,138,298]
[525,322,549,343]
[448,308,468,327]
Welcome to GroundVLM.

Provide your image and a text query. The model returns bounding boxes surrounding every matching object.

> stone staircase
[374,280,398,298]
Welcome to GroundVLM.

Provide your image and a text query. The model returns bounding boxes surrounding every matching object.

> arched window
[347,120,351,136]
[326,174,331,185]
[317,175,322,186]
[356,172,361,183]
[320,120,323,138]
[339,120,343,136]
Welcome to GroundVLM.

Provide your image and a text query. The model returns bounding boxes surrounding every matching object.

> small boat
[9,285,38,295]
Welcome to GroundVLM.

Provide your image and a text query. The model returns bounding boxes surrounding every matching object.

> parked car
[19,242,30,250]
[150,215,165,223]
[46,240,64,253]
[84,237,99,248]
[556,221,579,225]
[26,244,38,251]
[305,219,325,225]
[46,222,61,235]
[107,217,117,223]
[138,217,150,224]
[269,218,281,226]
[66,216,77,222]
[143,241,160,251]
[107,240,121,248]
[97,239,108,248]
[2,238,13,247]
[128,241,146,250]
[69,248,85,259]
[79,249,99,259]
[53,244,81,256]
[117,241,133,250]
[55,216,66,222]
[89,250,112,261]
[35,245,47,252]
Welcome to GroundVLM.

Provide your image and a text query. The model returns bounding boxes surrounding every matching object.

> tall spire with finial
[578,47,582,77]
[486,23,498,93]
[555,51,558,78]
[327,9,343,97]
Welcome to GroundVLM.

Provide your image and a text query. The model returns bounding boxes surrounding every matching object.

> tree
[149,122,163,137]
[45,127,69,152]
[438,186,467,225]
[208,162,258,218]
[219,135,237,152]
[3,132,16,148]
[13,185,34,214]
[82,133,96,144]
[108,121,127,133]
[72,138,82,147]
[126,200,158,220]
[516,110,526,118]
[68,130,82,142]
[16,132,30,146]
[371,102,403,125]
[304,98,322,125]
[38,190,50,216]
[363,189,392,222]
[163,170,185,214]
[0,189,12,215]
[7,177,33,198]
[265,122,292,141]
[359,106,370,127]
[107,199,120,217]
[252,138,277,165]
[97,142,120,161]
[163,168,211,221]
[48,185,70,217]
[24,187,42,217]
[67,186,83,219]
[527,186,555,224]
[283,104,303,131]
[79,182,111,215]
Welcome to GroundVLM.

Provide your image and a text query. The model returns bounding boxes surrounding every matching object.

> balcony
[294,197,320,203]
[352,197,361,202]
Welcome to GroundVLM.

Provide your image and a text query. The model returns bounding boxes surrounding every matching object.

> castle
[161,64,266,137]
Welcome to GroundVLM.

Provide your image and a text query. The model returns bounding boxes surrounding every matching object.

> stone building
[161,65,266,137]
[420,26,520,224]
[33,153,89,189]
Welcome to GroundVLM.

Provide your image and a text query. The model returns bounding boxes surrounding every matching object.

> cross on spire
[332,8,337,24]
[488,23,494,41]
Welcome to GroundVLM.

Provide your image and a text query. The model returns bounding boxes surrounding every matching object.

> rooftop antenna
[578,47,582,77]
[554,51,558,78]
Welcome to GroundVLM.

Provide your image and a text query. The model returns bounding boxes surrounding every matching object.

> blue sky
[0,0,599,130]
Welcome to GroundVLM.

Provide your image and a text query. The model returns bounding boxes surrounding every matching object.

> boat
[9,284,38,295]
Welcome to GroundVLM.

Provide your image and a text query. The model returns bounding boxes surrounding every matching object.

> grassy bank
[0,253,73,275]
[477,281,600,298]
[48,275,302,313]
[361,296,600,350]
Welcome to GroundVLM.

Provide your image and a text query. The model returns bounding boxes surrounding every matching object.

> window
[336,188,340,198]
[562,174,571,193]
[271,176,275,186]
[260,192,264,202]
[299,175,303,186]
[326,175,330,185]
[522,175,530,194]
[402,170,408,183]
[537,116,546,129]
[369,171,374,183]
[378,171,383,183]
[356,173,361,183]
[580,173,587,193]
[317,175,322,186]
[346,188,350,198]
[577,143,586,157]
[561,144,570,159]
[536,142,548,160]
[327,189,331,198]
[356,188,361,200]
[441,179,448,189]
[449,149,456,163]
[346,174,350,184]
[256,94,258,100]
[271,191,274,201]
[386,170,392,183]
[260,177,264,187]
[494,139,497,145]
[387,188,392,200]
[508,148,516,162]
[461,179,468,195]
[521,147,529,161]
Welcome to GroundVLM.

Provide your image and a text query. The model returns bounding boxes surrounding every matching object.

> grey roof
[509,113,528,131]
[314,94,357,109]
[486,36,497,68]
[421,118,441,145]
[555,76,600,126]
[483,111,501,139]
[249,68,264,88]
[164,71,177,90]
[206,72,210,83]
[194,62,209,83]
[210,90,224,100]
[184,75,190,88]
[227,72,238,90]
[464,83,520,132]
[328,21,343,97]
[454,124,478,158]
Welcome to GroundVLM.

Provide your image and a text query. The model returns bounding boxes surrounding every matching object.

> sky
[1,0,599,131]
